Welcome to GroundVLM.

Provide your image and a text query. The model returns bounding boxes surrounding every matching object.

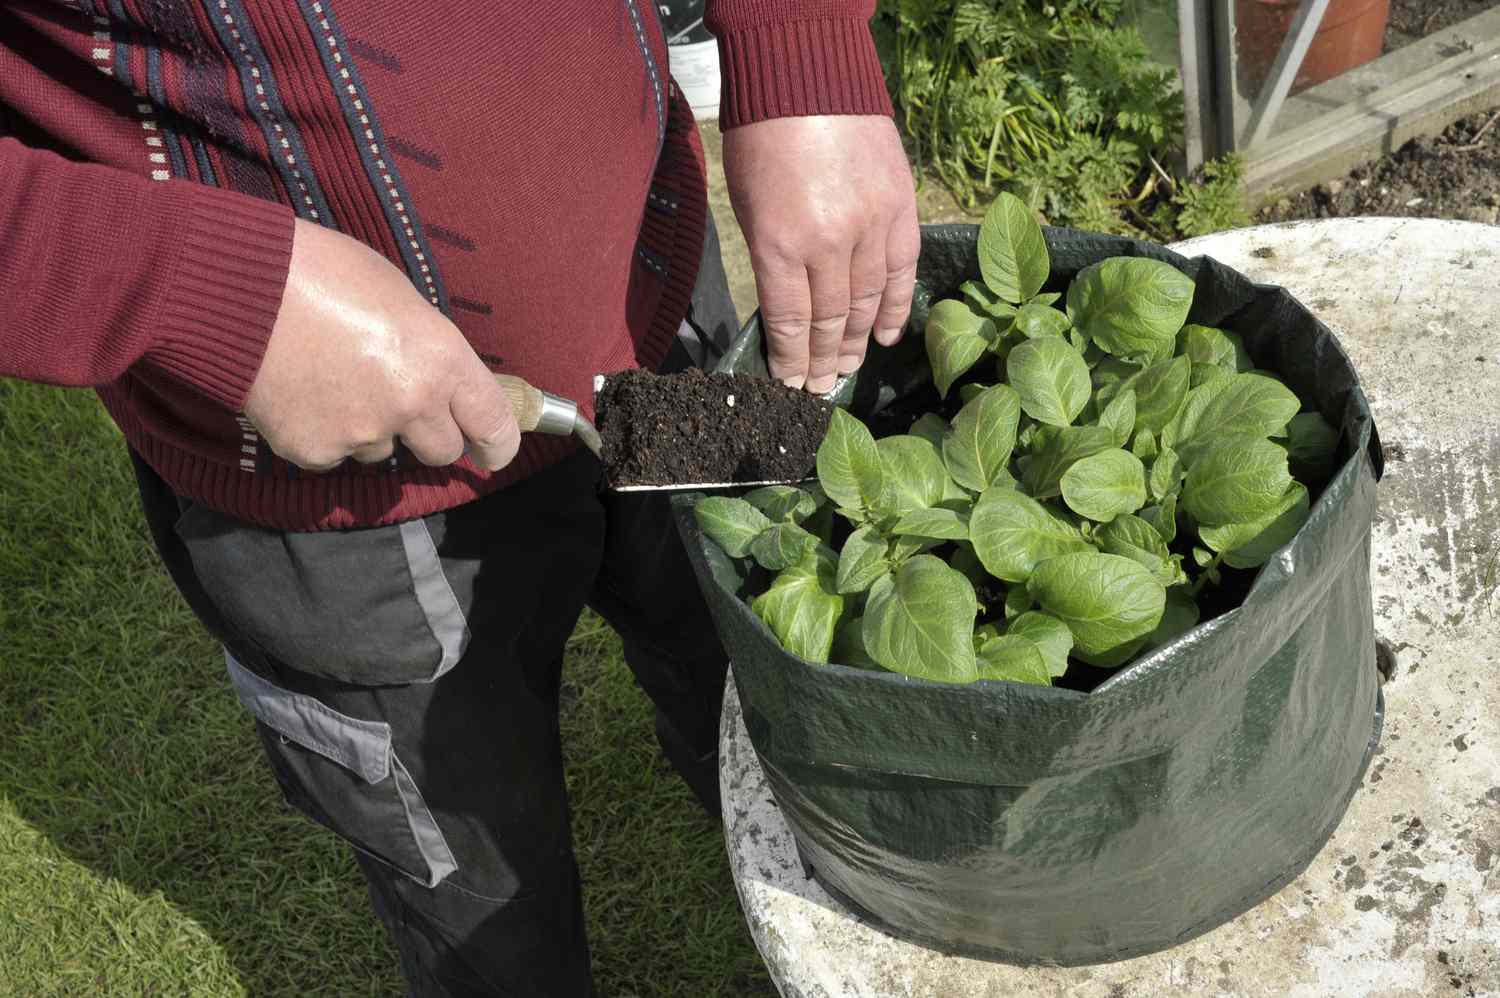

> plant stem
[1188,552,1224,596]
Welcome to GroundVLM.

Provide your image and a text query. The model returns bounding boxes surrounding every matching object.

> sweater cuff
[714,16,893,129]
[146,183,294,411]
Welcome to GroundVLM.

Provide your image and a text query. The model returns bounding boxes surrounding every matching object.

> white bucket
[660,2,721,121]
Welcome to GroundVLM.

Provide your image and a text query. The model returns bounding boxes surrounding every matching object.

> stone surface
[719,218,1500,998]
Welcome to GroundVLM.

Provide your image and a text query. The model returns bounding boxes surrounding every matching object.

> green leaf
[1093,355,1141,396]
[1192,546,1217,568]
[1013,302,1071,339]
[816,408,883,512]
[1004,611,1074,677]
[750,521,819,571]
[942,473,980,505]
[835,525,890,594]
[970,486,1093,582]
[743,485,817,524]
[1059,448,1147,523]
[1066,257,1194,363]
[1079,638,1151,669]
[977,191,1049,303]
[908,412,950,450]
[1028,552,1166,663]
[949,543,988,586]
[1178,324,1238,369]
[1148,446,1183,501]
[1100,513,1175,584]
[1221,329,1254,371]
[1017,421,1039,451]
[976,635,1051,685]
[1098,387,1137,447]
[1022,424,1116,498]
[1145,588,1200,649]
[694,497,772,558]
[1169,374,1234,448]
[1030,291,1062,307]
[1004,584,1033,618]
[1006,337,1091,427]
[926,298,994,398]
[957,382,992,404]
[943,384,1021,492]
[960,281,1020,324]
[1141,492,1178,543]
[874,435,951,518]
[1286,411,1340,479]
[830,615,881,670]
[751,546,844,663]
[863,556,979,683]
[1177,373,1302,465]
[1201,483,1310,568]
[1131,428,1158,460]
[893,506,971,540]
[835,506,866,525]
[1127,355,1191,433]
[890,534,940,563]
[1181,438,1293,526]
[1191,362,1231,389]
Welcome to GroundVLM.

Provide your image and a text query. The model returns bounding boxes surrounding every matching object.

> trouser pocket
[226,651,458,888]
[174,502,471,685]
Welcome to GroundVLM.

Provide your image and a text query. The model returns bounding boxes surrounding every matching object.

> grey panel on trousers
[390,753,459,886]
[398,519,470,680]
[225,651,392,785]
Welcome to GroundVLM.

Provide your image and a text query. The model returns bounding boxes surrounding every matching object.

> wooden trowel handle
[494,373,545,433]
[492,373,592,453]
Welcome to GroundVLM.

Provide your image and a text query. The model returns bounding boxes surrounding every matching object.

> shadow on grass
[0,383,772,998]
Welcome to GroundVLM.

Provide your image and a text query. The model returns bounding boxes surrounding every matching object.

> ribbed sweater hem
[144,184,294,411]
[714,16,893,129]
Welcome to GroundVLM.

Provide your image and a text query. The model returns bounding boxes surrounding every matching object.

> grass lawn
[0,381,773,997]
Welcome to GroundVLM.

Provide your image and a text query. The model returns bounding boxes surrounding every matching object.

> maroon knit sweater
[0,1,891,530]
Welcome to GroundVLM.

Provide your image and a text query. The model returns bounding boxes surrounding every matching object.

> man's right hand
[244,219,519,472]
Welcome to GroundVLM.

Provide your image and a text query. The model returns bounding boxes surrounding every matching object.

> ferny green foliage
[872,0,1251,238]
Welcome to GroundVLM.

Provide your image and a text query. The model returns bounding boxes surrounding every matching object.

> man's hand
[723,115,919,395]
[244,219,519,472]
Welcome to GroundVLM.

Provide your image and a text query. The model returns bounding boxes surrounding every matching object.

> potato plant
[693,194,1340,687]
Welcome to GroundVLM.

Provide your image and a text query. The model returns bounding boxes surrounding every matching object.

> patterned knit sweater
[0,0,890,529]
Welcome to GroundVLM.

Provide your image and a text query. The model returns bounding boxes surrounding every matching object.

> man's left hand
[723,115,919,395]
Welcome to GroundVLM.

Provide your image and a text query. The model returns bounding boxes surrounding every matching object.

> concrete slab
[719,218,1500,997]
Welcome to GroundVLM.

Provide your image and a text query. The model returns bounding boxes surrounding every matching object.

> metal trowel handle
[493,374,602,458]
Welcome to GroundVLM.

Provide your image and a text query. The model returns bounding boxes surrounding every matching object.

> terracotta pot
[1236,0,1391,96]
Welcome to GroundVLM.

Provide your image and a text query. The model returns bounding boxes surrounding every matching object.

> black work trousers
[131,229,738,997]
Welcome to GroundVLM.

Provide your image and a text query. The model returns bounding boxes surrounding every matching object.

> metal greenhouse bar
[1174,0,1500,197]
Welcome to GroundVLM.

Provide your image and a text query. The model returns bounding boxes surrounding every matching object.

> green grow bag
[673,224,1385,966]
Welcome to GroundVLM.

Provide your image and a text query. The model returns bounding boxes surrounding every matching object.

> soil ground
[1257,105,1500,225]
[1385,0,1500,51]
[596,368,831,487]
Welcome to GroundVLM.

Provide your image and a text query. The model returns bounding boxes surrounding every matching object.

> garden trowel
[493,374,603,459]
